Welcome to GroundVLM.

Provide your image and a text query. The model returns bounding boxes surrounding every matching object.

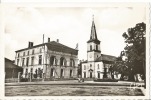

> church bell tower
[87,16,101,61]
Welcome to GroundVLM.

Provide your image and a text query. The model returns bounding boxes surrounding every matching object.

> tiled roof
[46,41,78,55]
[5,58,22,69]
[15,41,78,55]
[95,54,117,63]
[15,43,45,52]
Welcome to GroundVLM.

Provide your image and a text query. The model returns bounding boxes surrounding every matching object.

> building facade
[15,39,78,79]
[82,19,117,79]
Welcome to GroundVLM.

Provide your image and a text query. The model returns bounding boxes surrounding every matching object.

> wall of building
[94,62,104,79]
[15,44,78,79]
[82,62,96,78]
[44,49,78,79]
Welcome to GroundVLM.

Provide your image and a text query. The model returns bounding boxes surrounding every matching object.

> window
[98,64,99,69]
[96,45,98,50]
[84,65,86,70]
[32,50,34,55]
[70,70,72,77]
[31,56,34,65]
[22,58,25,66]
[60,57,66,66]
[27,51,29,55]
[40,48,42,53]
[23,52,25,56]
[50,56,57,65]
[39,55,42,65]
[90,64,92,69]
[70,59,75,67]
[26,57,29,66]
[90,45,92,51]
[17,59,19,66]
[18,53,20,57]
[51,69,54,76]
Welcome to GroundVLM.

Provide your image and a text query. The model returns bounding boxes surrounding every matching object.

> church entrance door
[84,72,86,78]
[90,72,92,78]
[98,73,100,78]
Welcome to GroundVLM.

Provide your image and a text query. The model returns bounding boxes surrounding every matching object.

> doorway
[61,69,64,77]
[98,72,100,78]
[84,72,86,78]
[90,72,92,78]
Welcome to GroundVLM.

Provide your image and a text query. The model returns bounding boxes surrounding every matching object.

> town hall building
[81,18,117,79]
[15,38,78,80]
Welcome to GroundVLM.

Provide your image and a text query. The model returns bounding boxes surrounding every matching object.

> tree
[112,53,130,80]
[122,22,146,82]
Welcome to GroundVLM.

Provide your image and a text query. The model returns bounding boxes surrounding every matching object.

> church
[81,18,117,79]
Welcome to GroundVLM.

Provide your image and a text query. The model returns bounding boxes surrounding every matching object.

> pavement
[5,80,144,86]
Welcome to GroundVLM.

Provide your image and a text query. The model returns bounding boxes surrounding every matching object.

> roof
[15,43,45,52]
[95,54,117,63]
[46,41,78,55]
[81,54,117,64]
[15,41,78,55]
[87,20,100,44]
[5,58,23,69]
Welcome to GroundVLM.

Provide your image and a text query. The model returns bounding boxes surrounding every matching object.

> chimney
[48,38,50,43]
[30,42,34,47]
[57,39,59,43]
[28,42,31,48]
[28,42,34,48]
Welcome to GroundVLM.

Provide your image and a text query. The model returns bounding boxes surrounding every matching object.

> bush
[21,78,28,82]
[94,79,118,82]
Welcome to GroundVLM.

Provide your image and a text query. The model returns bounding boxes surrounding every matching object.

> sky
[4,5,146,61]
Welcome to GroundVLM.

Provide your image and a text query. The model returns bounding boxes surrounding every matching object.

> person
[78,77,84,82]
[78,77,81,82]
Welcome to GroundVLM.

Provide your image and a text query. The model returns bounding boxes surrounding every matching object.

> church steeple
[87,15,101,61]
[87,15,100,44]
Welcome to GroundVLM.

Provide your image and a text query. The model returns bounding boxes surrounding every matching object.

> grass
[5,85,144,96]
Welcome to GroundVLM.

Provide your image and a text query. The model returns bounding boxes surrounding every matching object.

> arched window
[60,57,66,66]
[50,56,57,66]
[90,45,92,51]
[70,59,75,67]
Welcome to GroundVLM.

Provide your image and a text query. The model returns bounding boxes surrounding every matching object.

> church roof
[15,41,78,55]
[87,18,100,44]
[95,54,117,64]
[81,54,117,64]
